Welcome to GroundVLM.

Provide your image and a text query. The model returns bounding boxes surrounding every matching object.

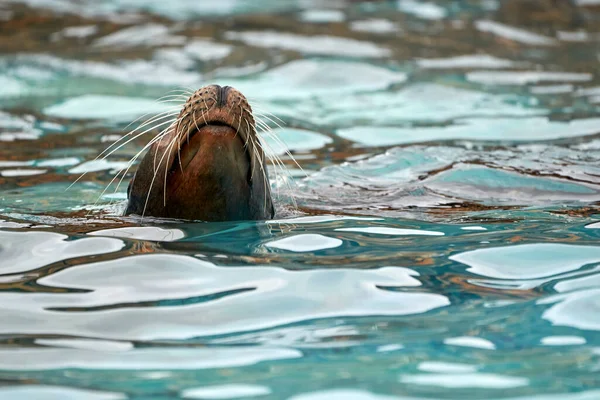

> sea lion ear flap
[249,144,275,220]
[269,196,276,218]
[127,173,135,199]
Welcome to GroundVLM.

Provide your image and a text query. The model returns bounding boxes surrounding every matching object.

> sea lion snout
[214,84,232,107]
[124,85,274,221]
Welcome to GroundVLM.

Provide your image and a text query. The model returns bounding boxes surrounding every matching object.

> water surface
[2,0,600,399]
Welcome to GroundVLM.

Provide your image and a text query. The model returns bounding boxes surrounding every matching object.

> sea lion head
[124,85,275,221]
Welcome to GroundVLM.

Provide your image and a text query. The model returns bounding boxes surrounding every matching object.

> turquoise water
[2,0,600,399]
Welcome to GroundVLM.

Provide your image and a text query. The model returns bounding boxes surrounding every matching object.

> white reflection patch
[336,227,444,236]
[89,227,185,242]
[450,244,600,279]
[265,234,343,252]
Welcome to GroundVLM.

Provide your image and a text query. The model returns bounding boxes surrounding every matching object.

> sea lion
[124,85,275,221]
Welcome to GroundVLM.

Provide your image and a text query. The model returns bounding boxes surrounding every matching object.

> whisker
[100,116,178,162]
[257,135,282,198]
[87,128,169,215]
[237,105,243,139]
[121,104,180,135]
[254,119,299,205]
[141,129,178,219]
[244,118,252,150]
[116,126,173,195]
[163,132,180,207]
[257,125,307,178]
[201,97,211,125]
[252,107,286,125]
[258,135,297,206]
[249,136,269,214]
[101,115,183,201]
[67,119,174,191]
[153,121,175,173]
[247,99,286,125]
[156,93,190,101]
[254,112,285,130]
[100,109,180,159]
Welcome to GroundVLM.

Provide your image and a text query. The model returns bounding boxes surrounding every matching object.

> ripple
[0,75,26,97]
[0,111,40,140]
[557,31,590,42]
[265,234,343,252]
[0,386,126,400]
[289,390,401,400]
[400,372,529,389]
[577,86,600,97]
[450,244,600,280]
[338,117,600,146]
[3,54,202,89]
[554,270,600,293]
[461,226,487,231]
[315,83,542,127]
[540,336,587,346]
[530,84,574,94]
[511,391,600,400]
[0,231,125,274]
[475,20,557,46]
[335,227,444,236]
[0,131,40,141]
[299,144,600,211]
[0,168,46,177]
[0,346,301,371]
[417,361,478,373]
[44,95,170,121]
[427,165,598,204]
[89,227,185,241]
[350,19,398,34]
[0,254,448,340]
[184,39,233,61]
[262,128,332,155]
[467,71,592,85]
[443,336,496,350]
[37,157,80,167]
[68,159,130,176]
[417,54,516,69]
[224,31,390,58]
[0,220,30,228]
[224,60,406,102]
[0,160,32,168]
[398,0,447,20]
[541,289,600,331]
[210,324,368,348]
[299,9,345,23]
[181,384,272,399]
[54,24,98,39]
[269,215,383,224]
[0,182,119,213]
[36,338,133,351]
[93,24,185,48]
[376,344,404,353]
[7,0,300,19]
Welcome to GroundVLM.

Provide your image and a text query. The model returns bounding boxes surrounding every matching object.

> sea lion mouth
[183,120,242,141]
[173,120,249,176]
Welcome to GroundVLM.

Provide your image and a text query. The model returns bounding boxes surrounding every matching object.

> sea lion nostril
[216,85,232,108]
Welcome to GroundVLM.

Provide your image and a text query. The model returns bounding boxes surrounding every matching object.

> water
[1,0,600,398]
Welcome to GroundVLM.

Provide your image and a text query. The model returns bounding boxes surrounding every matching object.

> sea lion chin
[124,84,275,222]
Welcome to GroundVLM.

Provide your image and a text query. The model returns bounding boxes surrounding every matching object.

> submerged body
[125,85,274,221]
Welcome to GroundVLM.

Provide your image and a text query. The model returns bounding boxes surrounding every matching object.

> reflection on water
[2,0,600,399]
